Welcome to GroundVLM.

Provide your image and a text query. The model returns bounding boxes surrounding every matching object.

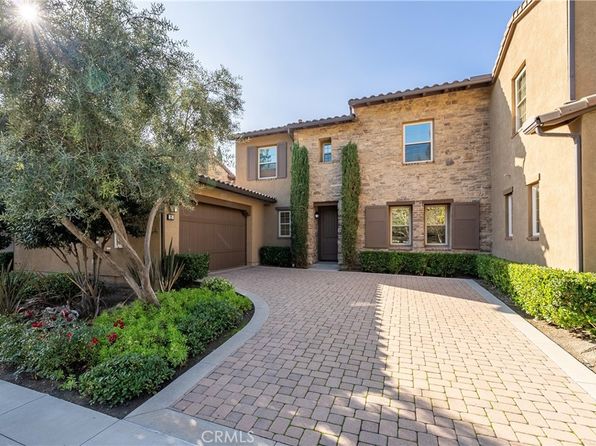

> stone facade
[236,86,492,266]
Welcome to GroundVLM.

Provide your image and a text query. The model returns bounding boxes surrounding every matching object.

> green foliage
[0,267,35,315]
[359,251,477,277]
[175,253,209,285]
[79,353,173,407]
[476,255,596,334]
[29,274,81,303]
[152,242,184,292]
[201,277,234,293]
[0,252,13,271]
[0,203,10,250]
[290,144,310,268]
[340,142,361,270]
[259,246,292,267]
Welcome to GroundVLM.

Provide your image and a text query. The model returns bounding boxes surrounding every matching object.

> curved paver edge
[126,288,270,419]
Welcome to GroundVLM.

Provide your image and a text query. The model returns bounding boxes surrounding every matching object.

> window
[404,121,433,163]
[390,206,412,245]
[278,210,291,238]
[258,146,277,179]
[515,67,527,131]
[505,193,513,238]
[321,140,332,163]
[425,204,449,245]
[113,233,123,249]
[530,183,540,237]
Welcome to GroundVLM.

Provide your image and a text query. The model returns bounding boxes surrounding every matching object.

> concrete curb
[466,279,596,400]
[125,288,276,444]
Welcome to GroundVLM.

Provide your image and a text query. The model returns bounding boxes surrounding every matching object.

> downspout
[535,126,583,271]
[568,0,576,101]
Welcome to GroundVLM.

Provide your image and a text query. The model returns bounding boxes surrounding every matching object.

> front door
[318,206,338,261]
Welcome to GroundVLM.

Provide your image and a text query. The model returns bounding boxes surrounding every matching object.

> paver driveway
[173,267,596,446]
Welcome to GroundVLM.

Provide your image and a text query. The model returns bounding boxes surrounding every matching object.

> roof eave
[197,175,277,203]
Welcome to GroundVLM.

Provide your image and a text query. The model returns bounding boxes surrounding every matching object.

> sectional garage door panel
[180,204,246,271]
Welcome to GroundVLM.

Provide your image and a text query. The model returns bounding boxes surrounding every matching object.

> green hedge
[174,253,209,285]
[259,246,292,267]
[290,143,309,268]
[0,252,13,271]
[359,250,596,335]
[340,142,361,270]
[360,251,477,277]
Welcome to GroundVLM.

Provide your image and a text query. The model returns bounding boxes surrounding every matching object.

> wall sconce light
[314,212,320,219]
[169,205,179,213]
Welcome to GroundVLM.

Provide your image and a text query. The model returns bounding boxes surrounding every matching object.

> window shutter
[247,146,257,180]
[452,202,480,250]
[277,142,288,178]
[365,206,389,248]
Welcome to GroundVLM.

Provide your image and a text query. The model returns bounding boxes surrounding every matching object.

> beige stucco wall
[574,0,596,99]
[490,0,579,270]
[235,133,293,248]
[581,111,596,272]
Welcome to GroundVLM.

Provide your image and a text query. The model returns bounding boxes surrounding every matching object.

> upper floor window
[505,193,513,238]
[278,210,291,238]
[390,206,412,245]
[425,204,449,245]
[530,183,540,237]
[514,67,527,131]
[321,140,332,163]
[404,121,433,163]
[258,146,277,179]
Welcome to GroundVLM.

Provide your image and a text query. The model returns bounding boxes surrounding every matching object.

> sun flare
[17,2,40,24]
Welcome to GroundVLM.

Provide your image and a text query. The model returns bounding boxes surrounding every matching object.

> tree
[340,142,361,269]
[290,143,309,268]
[0,0,243,304]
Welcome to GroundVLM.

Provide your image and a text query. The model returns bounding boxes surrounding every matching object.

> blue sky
[137,1,518,133]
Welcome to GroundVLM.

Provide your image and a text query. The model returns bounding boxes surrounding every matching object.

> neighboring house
[235,0,596,272]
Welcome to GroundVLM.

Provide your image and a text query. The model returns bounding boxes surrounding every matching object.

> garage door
[179,203,246,271]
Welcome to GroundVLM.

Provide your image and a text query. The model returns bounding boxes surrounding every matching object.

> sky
[136,1,518,134]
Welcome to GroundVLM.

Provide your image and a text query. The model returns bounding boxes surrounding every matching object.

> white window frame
[403,121,433,164]
[322,141,332,163]
[113,233,123,249]
[515,67,527,131]
[390,206,412,246]
[505,193,513,238]
[278,210,291,238]
[258,146,277,180]
[424,204,449,246]
[531,183,540,237]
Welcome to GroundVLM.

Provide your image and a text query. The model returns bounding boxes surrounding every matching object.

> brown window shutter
[452,202,480,250]
[247,146,257,180]
[365,206,389,248]
[277,142,288,178]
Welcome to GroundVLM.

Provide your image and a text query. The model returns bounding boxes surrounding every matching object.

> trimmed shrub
[359,251,477,277]
[290,143,309,268]
[175,253,209,285]
[79,353,173,406]
[32,273,81,302]
[201,277,234,293]
[340,142,361,269]
[0,252,13,271]
[259,246,292,267]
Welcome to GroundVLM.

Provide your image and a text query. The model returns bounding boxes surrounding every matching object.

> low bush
[175,253,209,285]
[79,353,173,407]
[30,273,81,303]
[259,246,292,267]
[359,251,477,277]
[0,268,35,315]
[201,277,234,293]
[359,250,596,335]
[0,253,13,271]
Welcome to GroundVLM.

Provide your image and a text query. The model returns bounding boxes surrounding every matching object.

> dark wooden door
[318,206,338,261]
[180,203,246,271]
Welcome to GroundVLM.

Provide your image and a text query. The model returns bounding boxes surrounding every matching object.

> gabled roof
[523,93,596,133]
[235,114,355,140]
[348,75,492,107]
[198,175,277,203]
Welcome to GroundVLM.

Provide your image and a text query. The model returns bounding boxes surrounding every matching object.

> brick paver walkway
[173,267,596,446]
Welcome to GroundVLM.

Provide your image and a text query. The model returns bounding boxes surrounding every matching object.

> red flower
[113,319,125,329]
[23,310,33,319]
[50,315,57,321]
[31,321,44,328]
[89,337,99,347]
[66,332,73,341]
[107,332,118,344]
[60,309,69,319]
